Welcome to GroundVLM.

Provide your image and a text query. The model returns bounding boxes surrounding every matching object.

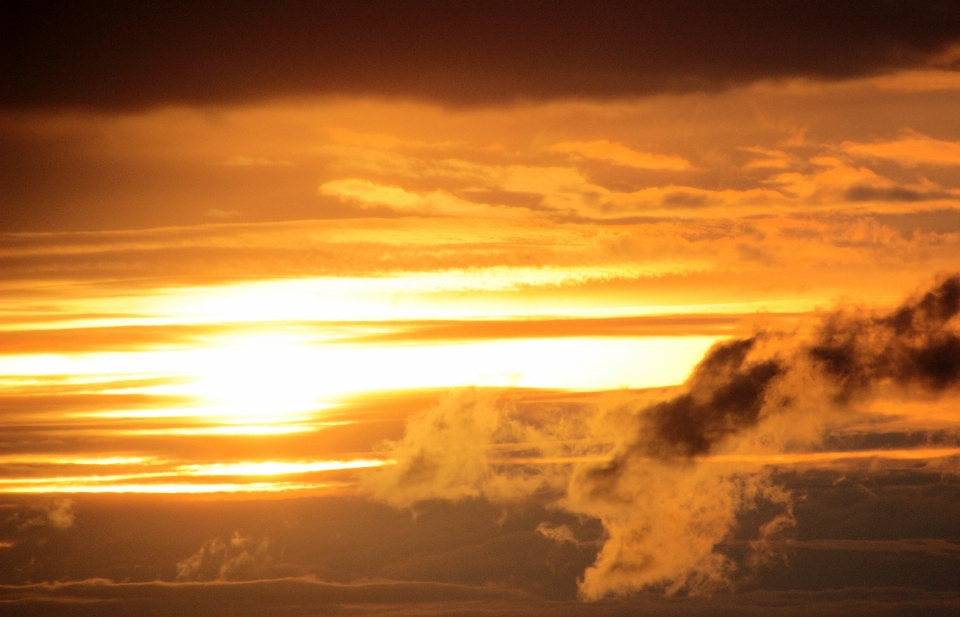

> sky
[2,2,960,615]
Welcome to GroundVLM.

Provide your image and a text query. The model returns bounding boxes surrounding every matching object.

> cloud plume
[368,275,960,599]
[177,533,272,582]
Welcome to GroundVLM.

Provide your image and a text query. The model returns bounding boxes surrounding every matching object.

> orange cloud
[842,131,960,167]
[549,140,691,170]
[367,277,960,598]
[319,179,528,218]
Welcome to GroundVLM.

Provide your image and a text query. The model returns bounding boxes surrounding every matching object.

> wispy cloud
[843,131,960,167]
[548,140,691,170]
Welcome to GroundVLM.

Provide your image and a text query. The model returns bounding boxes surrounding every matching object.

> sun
[187,335,330,425]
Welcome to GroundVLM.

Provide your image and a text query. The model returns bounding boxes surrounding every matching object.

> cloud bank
[368,275,960,598]
[4,1,960,110]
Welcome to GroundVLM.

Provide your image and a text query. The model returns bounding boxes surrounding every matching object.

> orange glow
[1,76,958,505]
[0,482,342,495]
[0,458,392,494]
[0,455,160,466]
[177,459,391,476]
[6,7,960,611]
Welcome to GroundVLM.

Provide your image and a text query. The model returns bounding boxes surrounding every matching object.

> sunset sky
[2,2,960,615]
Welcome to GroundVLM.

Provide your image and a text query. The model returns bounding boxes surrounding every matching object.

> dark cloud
[844,185,959,203]
[3,488,960,615]
[0,578,531,617]
[661,192,711,208]
[601,275,960,463]
[811,274,960,395]
[559,275,960,595]
[872,209,960,237]
[3,1,960,110]
[360,280,960,599]
[645,341,783,458]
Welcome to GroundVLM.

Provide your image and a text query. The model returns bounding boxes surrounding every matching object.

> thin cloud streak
[0,457,386,494]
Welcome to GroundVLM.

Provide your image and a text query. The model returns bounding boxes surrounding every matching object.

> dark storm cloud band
[3,0,960,110]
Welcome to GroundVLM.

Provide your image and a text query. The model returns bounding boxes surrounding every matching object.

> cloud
[1,580,958,617]
[8,499,75,532]
[536,522,589,547]
[843,132,960,167]
[548,141,691,170]
[177,533,272,581]
[367,275,960,599]
[844,185,958,203]
[365,389,575,507]
[343,314,745,344]
[6,90,960,237]
[222,156,294,167]
[319,179,529,218]
[44,499,75,530]
[4,2,960,110]
[568,275,960,597]
[0,577,530,616]
[741,147,794,170]
[785,538,960,558]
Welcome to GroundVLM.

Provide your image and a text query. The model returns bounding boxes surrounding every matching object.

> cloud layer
[4,1,960,110]
[369,276,960,598]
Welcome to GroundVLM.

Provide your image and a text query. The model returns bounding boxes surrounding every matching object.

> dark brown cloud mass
[4,0,960,110]
[630,275,960,459]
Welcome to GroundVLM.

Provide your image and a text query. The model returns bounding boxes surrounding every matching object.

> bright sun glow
[0,334,715,423]
[185,336,332,424]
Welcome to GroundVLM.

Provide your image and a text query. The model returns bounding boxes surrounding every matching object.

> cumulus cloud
[570,275,960,597]
[364,389,583,507]
[368,275,960,599]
